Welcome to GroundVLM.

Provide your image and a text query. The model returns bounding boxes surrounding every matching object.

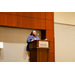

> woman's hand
[44,38,47,40]
[31,40,34,42]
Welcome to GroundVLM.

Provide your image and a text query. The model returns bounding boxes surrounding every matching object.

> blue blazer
[26,35,40,51]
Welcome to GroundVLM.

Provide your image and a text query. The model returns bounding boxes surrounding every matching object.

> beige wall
[54,12,75,62]
[54,12,75,25]
[0,27,41,62]
[55,23,75,62]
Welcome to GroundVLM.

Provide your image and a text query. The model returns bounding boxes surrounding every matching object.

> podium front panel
[29,40,50,62]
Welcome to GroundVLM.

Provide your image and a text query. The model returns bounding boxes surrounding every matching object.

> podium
[29,40,50,62]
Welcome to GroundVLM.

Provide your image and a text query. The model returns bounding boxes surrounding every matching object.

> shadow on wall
[0,49,4,60]
[23,46,28,60]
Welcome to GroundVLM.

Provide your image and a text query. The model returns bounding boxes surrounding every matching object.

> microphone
[37,34,42,36]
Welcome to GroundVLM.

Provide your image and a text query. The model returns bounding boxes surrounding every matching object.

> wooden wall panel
[26,12,35,18]
[49,41,54,53]
[18,12,45,19]
[17,12,27,16]
[46,12,54,20]
[0,13,4,25]
[26,12,45,19]
[46,20,54,30]
[37,12,45,19]
[48,53,54,62]
[3,14,17,27]
[18,16,45,29]
[7,14,17,27]
[0,12,4,14]
[45,13,54,62]
[26,17,36,29]
[36,19,45,29]
[3,14,8,26]
[17,16,26,28]
[17,16,37,29]
[46,30,54,41]
[4,12,17,15]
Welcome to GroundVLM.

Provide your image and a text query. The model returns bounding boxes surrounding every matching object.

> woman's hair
[30,31,33,35]
[30,30,36,35]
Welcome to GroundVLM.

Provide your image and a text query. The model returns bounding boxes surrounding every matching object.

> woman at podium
[26,30,40,62]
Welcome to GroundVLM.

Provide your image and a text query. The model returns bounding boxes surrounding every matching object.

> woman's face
[32,31,37,36]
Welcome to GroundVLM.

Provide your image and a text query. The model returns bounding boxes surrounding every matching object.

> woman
[26,30,40,62]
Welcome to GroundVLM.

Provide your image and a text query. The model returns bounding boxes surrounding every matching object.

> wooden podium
[29,40,50,62]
